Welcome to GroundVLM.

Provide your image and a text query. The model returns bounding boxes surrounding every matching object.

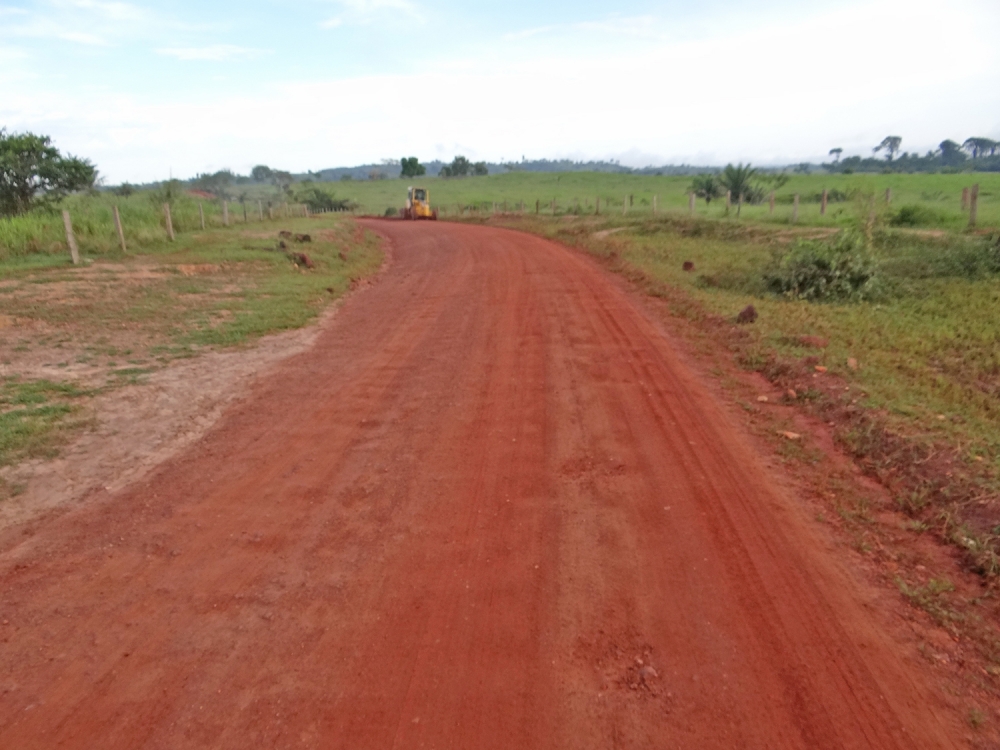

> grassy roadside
[0,214,383,491]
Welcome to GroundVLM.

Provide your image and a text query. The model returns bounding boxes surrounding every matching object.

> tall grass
[0,191,229,261]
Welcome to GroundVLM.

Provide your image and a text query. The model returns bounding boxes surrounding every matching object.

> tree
[690,174,721,204]
[439,155,471,178]
[717,163,759,216]
[829,147,843,163]
[939,140,966,166]
[251,165,273,182]
[271,170,293,193]
[873,136,902,161]
[400,157,425,178]
[191,169,236,198]
[0,129,96,217]
[962,137,998,159]
[471,161,488,176]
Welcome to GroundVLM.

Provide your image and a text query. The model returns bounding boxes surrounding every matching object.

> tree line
[825,136,1000,173]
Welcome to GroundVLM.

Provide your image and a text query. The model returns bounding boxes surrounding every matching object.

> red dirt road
[0,221,960,748]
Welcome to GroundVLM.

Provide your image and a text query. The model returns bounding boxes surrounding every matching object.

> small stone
[638,665,658,682]
[780,431,801,440]
[757,395,768,403]
[937,414,946,421]
[814,365,827,373]
[847,357,858,370]
[786,389,797,399]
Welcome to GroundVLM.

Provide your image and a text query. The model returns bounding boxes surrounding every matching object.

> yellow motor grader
[403,186,437,220]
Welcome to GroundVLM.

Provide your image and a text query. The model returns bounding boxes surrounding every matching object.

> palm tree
[828,147,843,163]
[873,136,902,162]
[963,138,998,159]
[718,163,758,217]
[690,174,721,204]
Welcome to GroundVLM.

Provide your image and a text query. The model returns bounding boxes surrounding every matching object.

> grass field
[0,189,307,262]
[335,171,1000,230]
[2,171,996,262]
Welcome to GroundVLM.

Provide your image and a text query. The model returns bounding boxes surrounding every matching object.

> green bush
[765,230,880,301]
[874,233,1000,280]
[890,204,946,227]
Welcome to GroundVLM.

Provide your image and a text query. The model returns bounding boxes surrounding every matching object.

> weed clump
[764,230,879,302]
[890,204,946,227]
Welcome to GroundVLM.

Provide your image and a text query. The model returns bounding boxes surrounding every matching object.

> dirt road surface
[0,221,961,748]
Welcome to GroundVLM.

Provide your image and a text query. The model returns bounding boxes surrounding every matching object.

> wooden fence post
[769,191,775,214]
[283,202,288,218]
[113,205,127,252]
[653,194,658,214]
[821,189,828,216]
[61,210,80,265]
[242,203,248,223]
[198,202,205,230]
[688,192,695,214]
[725,190,731,213]
[535,199,539,214]
[792,194,799,223]
[304,205,309,218]
[885,187,892,204]
[969,183,979,228]
[268,205,274,220]
[961,187,969,211]
[222,200,229,226]
[163,203,175,241]
[622,196,627,216]
[595,197,600,215]
[258,200,263,221]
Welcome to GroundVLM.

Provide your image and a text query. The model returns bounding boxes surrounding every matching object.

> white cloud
[320,0,423,28]
[59,0,152,23]
[157,45,267,61]
[0,0,211,47]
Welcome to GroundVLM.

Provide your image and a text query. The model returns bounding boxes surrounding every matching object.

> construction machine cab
[405,186,437,220]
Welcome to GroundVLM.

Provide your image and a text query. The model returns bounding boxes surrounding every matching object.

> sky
[1,0,999,183]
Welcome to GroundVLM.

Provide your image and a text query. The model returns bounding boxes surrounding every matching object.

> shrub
[765,230,879,301]
[890,204,945,227]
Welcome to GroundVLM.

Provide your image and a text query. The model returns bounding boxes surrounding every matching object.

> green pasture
[336,171,1000,230]
[2,171,996,262]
